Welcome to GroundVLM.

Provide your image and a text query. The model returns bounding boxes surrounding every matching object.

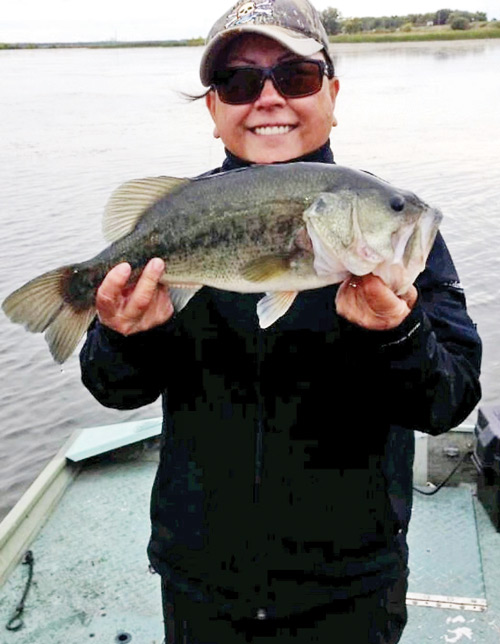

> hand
[96,258,174,335]
[335,274,417,331]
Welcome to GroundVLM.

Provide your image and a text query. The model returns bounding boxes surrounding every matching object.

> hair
[180,87,213,103]
[325,58,335,78]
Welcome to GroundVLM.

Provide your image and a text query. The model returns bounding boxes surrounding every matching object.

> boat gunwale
[0,430,82,588]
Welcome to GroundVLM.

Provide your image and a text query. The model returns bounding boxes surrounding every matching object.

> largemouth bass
[2,163,442,363]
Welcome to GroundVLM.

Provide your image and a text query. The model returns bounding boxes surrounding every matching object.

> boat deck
[1,444,500,643]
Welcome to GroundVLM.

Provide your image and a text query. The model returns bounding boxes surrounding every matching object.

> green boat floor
[408,486,486,601]
[0,457,163,643]
[1,457,500,643]
[401,486,499,643]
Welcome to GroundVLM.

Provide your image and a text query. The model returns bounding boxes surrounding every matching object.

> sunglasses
[212,59,333,105]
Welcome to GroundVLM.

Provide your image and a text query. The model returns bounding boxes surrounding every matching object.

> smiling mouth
[252,125,296,136]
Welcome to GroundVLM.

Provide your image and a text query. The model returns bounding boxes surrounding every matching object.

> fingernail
[150,258,164,272]
[116,262,131,276]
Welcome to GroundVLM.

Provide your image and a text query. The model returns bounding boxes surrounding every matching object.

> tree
[344,18,363,34]
[407,13,421,25]
[435,8,452,25]
[321,7,342,35]
[450,14,470,30]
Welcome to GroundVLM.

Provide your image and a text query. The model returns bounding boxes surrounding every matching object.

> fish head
[374,199,443,294]
[303,178,442,293]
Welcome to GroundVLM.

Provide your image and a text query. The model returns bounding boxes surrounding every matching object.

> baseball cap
[200,0,333,87]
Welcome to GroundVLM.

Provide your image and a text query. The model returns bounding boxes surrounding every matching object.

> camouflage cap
[200,0,333,86]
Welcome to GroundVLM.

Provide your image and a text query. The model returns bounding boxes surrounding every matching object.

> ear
[328,77,340,104]
[205,90,216,122]
[205,90,220,138]
[329,78,340,127]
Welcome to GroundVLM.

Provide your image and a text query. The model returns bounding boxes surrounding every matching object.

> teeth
[253,125,293,136]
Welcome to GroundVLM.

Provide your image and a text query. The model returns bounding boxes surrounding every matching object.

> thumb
[398,285,418,310]
[361,275,408,319]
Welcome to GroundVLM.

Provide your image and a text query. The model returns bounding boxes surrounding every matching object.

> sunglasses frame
[212,59,334,105]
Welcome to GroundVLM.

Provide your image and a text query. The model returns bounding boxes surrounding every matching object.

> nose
[254,78,286,107]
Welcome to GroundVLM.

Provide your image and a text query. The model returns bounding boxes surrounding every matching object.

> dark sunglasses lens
[274,61,323,97]
[214,61,325,104]
[216,68,262,104]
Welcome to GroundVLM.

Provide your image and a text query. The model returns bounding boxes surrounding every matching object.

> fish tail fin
[2,265,96,363]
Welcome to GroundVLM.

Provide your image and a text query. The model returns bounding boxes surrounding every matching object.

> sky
[1,0,498,43]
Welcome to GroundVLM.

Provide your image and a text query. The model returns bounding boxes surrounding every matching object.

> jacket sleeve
[79,317,176,410]
[79,166,225,411]
[338,232,482,435]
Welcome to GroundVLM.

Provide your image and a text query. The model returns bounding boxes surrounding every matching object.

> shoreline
[0,39,205,50]
[1,27,500,50]
[330,27,500,43]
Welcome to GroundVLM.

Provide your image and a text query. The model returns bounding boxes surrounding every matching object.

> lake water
[1,40,499,521]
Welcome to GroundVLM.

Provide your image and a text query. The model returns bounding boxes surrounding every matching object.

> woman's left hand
[335,274,418,331]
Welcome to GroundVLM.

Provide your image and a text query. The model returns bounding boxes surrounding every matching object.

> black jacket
[80,145,482,618]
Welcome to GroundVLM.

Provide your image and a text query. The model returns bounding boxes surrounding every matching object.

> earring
[332,115,338,127]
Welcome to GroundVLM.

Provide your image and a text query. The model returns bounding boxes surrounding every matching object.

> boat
[1,415,499,643]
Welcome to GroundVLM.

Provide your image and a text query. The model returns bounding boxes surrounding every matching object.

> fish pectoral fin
[103,176,190,242]
[240,256,289,282]
[168,285,202,313]
[257,291,298,329]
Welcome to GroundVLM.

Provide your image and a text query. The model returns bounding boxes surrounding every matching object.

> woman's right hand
[96,258,174,335]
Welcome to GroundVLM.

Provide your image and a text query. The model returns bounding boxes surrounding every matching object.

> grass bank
[329,23,500,44]
[0,38,205,50]
[1,24,500,50]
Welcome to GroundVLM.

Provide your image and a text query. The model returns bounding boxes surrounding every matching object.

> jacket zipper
[253,328,264,503]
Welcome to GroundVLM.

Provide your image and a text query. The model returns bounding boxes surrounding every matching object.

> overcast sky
[1,0,498,43]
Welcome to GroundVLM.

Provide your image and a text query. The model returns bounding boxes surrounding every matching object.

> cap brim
[200,24,324,86]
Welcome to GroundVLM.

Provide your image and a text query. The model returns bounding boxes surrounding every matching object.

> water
[1,40,499,521]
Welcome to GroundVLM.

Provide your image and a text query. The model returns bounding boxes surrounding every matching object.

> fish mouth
[250,124,297,136]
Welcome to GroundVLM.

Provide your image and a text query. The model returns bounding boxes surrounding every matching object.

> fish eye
[390,195,406,212]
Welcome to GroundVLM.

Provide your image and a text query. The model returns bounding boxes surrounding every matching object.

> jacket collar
[220,141,334,172]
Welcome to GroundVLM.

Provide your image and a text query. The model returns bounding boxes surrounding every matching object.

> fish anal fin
[168,285,202,313]
[241,256,289,283]
[257,291,298,328]
[103,176,190,242]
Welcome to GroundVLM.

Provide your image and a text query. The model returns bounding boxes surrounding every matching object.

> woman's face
[205,34,340,164]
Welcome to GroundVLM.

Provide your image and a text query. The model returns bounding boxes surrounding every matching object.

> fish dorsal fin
[257,291,298,328]
[241,256,289,282]
[103,176,190,242]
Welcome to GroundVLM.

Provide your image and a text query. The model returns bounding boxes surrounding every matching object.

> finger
[127,258,165,314]
[336,274,409,330]
[96,263,132,313]
[362,276,408,319]
[335,275,360,319]
[398,285,418,310]
[336,274,358,299]
[152,283,175,323]
[361,275,398,308]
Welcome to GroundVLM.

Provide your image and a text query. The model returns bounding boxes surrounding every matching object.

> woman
[80,1,482,642]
